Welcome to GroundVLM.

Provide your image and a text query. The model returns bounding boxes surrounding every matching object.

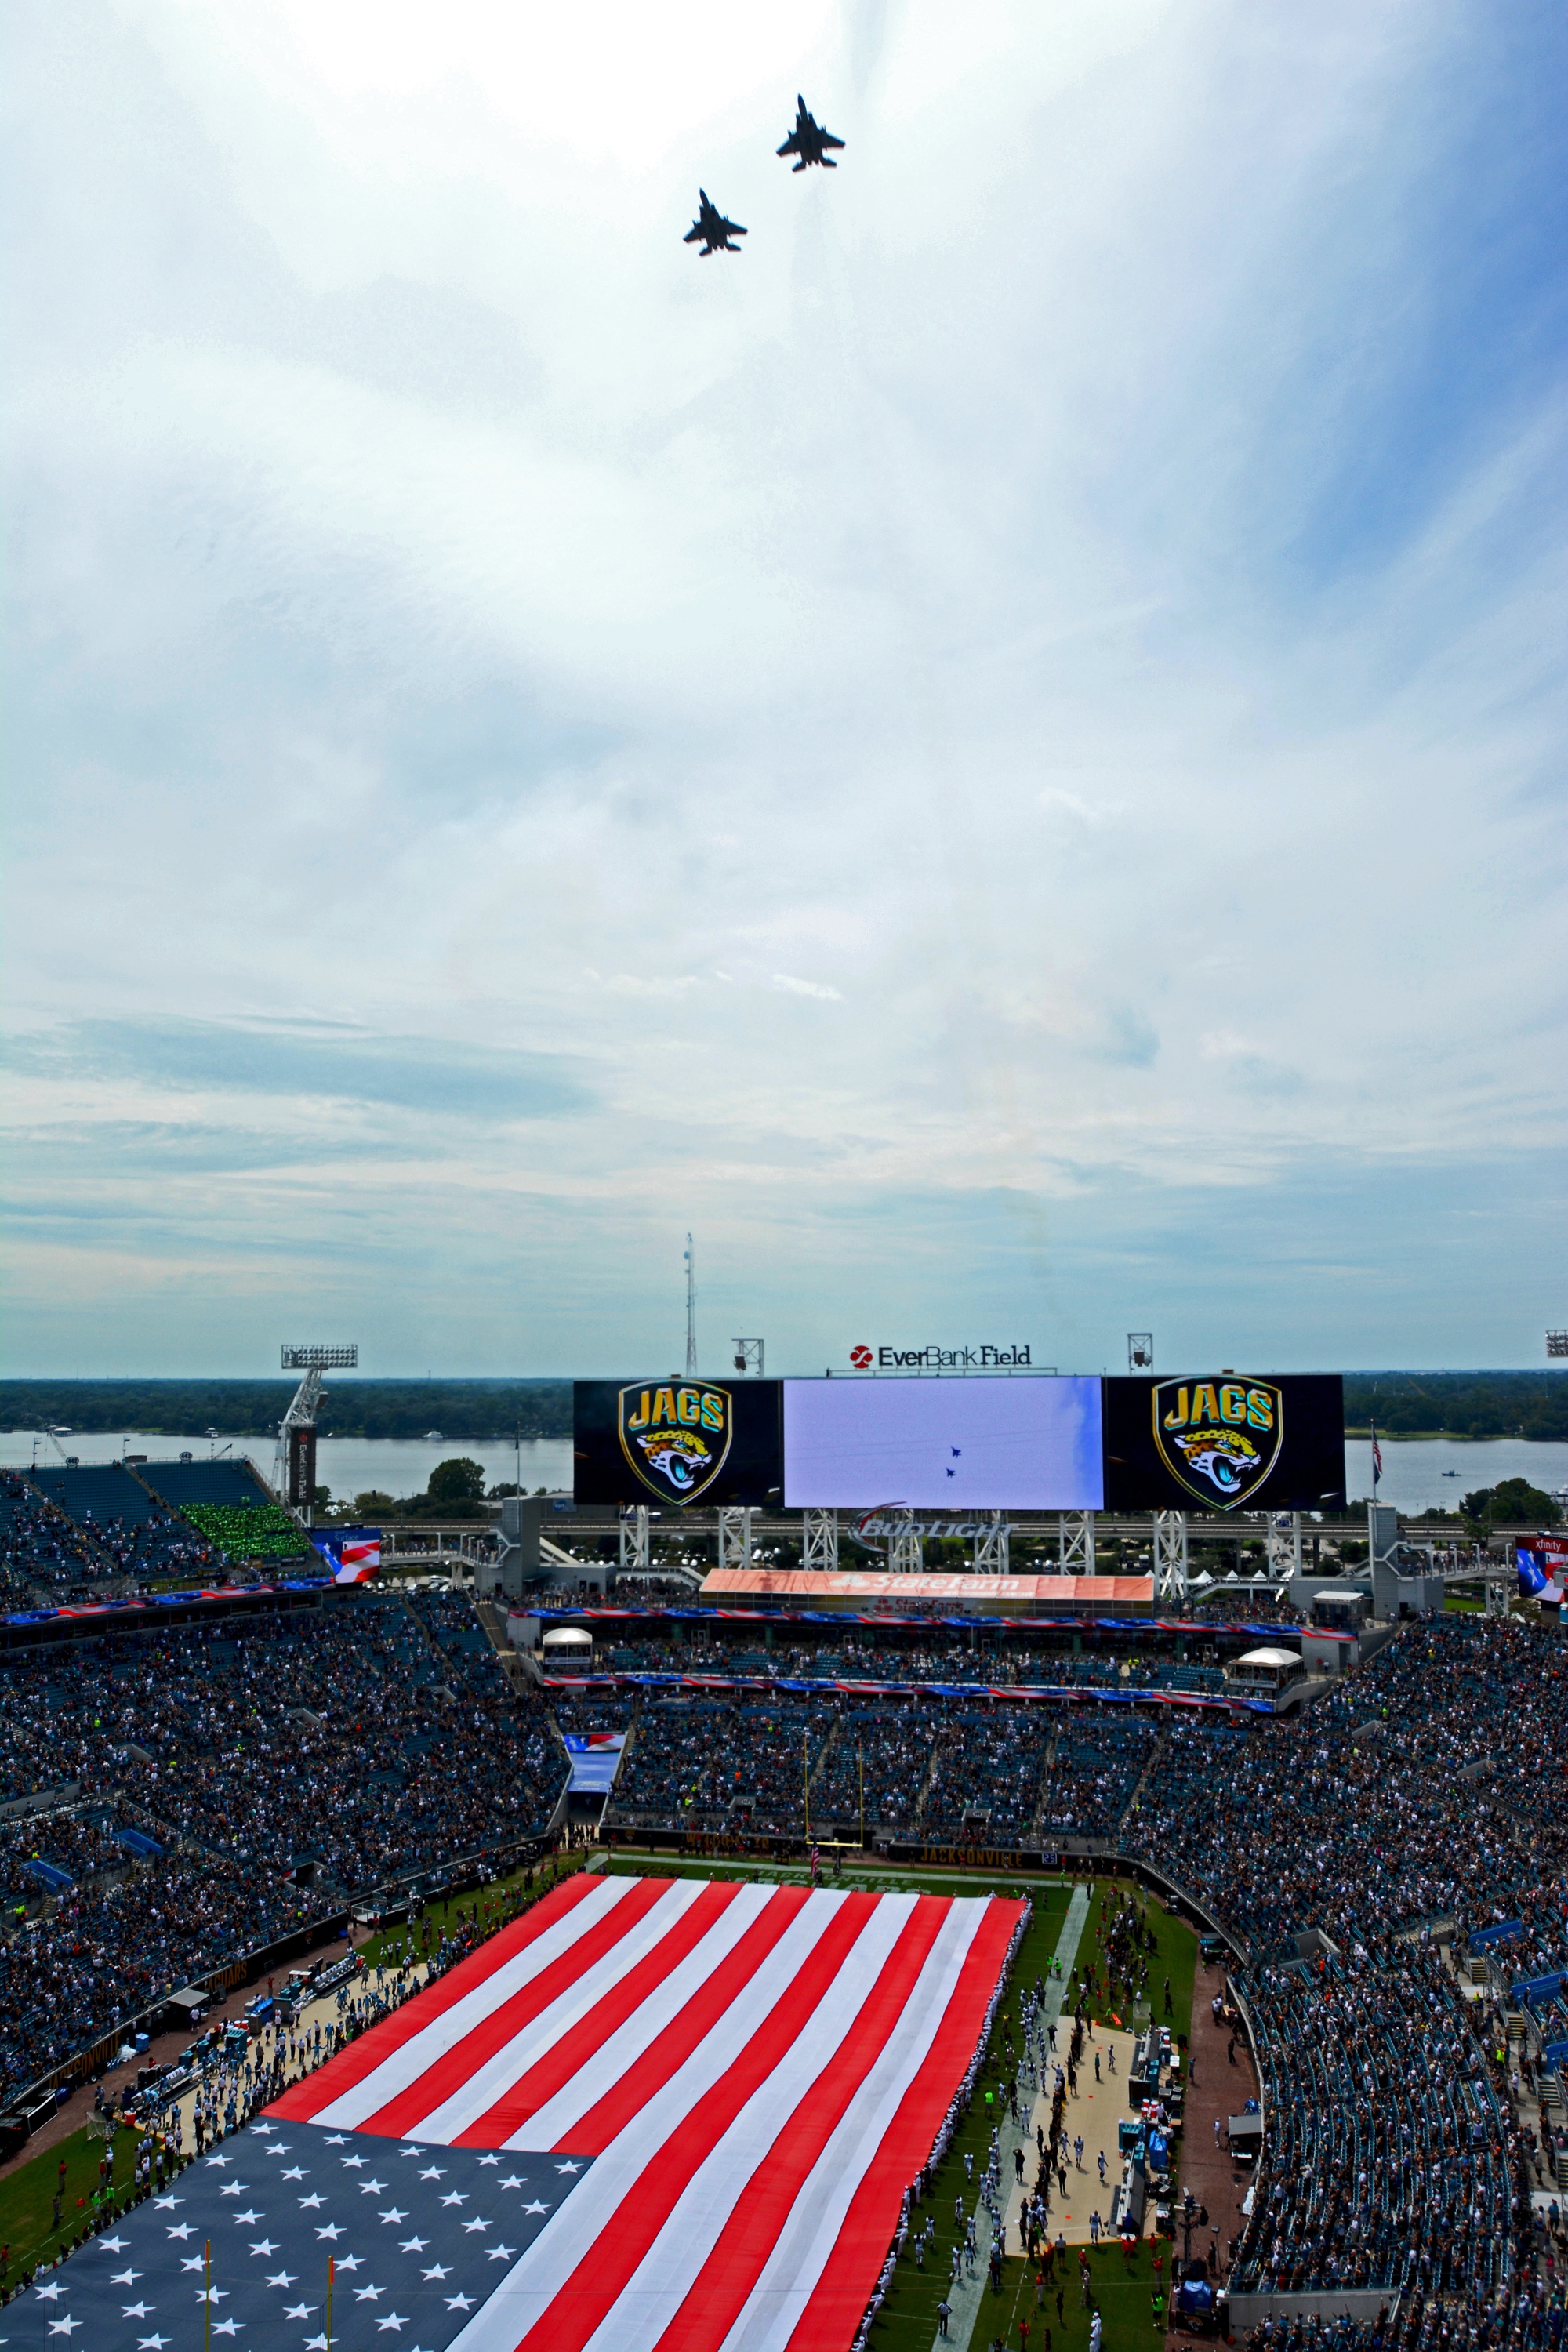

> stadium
[7,0,1563,2339]
[0,1376,1559,2352]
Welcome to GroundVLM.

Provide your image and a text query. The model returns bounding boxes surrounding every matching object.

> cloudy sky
[3,0,1565,1378]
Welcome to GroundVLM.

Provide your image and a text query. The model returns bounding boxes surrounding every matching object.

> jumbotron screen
[782,1376,1105,1510]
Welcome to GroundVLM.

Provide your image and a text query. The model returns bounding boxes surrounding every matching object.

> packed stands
[0,1471,111,1599]
[550,1693,633,1737]
[0,1851,303,2105]
[608,1697,839,1835]
[807,1700,941,1836]
[137,1457,310,1564]
[0,1810,131,1915]
[1120,1615,1559,2307]
[589,1611,1562,2316]
[1040,1714,1158,1834]
[920,1705,1053,1842]
[0,1586,568,2110]
[6,1583,1567,2330]
[1239,1944,1519,2302]
[0,1456,293,1599]
[28,1461,216,1579]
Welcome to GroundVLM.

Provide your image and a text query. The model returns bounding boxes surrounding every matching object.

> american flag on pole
[8,1873,1022,2352]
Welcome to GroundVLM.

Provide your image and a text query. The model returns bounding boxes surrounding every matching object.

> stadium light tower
[1127,1332,1154,1372]
[1549,1330,1568,1359]
[731,1338,764,1377]
[277,1344,358,1526]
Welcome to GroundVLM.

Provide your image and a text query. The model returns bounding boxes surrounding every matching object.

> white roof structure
[1236,1646,1303,1670]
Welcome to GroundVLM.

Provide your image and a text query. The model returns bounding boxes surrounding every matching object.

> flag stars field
[3,1872,1025,2350]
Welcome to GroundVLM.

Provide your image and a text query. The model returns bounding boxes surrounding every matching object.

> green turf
[0,2117,138,2285]
[0,1852,1195,2345]
[871,1879,1198,2352]
[598,1856,1194,2352]
[355,1849,591,1969]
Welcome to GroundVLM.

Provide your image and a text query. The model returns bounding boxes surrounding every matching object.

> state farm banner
[1102,1374,1345,1512]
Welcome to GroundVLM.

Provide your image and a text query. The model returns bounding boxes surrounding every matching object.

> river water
[0,1432,574,1504]
[3,1431,1563,1518]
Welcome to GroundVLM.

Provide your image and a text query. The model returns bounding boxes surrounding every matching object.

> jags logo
[1152,1378,1283,1509]
[617,1381,734,1505]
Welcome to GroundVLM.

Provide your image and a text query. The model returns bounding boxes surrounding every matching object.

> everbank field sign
[847,1342,1034,1370]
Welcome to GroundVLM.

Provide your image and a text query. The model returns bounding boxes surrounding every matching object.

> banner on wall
[1102,1374,1346,1512]
[573,1379,783,1508]
[285,1425,317,1510]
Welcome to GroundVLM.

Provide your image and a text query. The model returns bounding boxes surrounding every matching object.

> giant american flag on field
[6,1871,1023,2352]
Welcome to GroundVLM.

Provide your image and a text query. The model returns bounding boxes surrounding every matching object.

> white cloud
[772,975,843,1002]
[2,0,1563,1372]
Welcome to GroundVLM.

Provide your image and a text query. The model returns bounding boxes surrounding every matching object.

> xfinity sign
[848,1343,1034,1370]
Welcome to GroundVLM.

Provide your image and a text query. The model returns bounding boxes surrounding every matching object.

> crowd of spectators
[1120,1614,1568,2310]
[177,1500,311,1563]
[0,1587,571,2107]
[608,1575,702,1604]
[1240,1943,1520,2303]
[921,1706,1054,1842]
[71,1509,216,1579]
[0,1849,303,2111]
[0,1473,111,1600]
[608,1697,840,1833]
[1039,1715,1158,1834]
[808,1701,941,1835]
[590,1627,1240,1691]
[0,1811,131,1915]
[550,1693,633,1737]
[9,1590,1566,2326]
[601,1687,1160,1844]
[592,1613,1565,2317]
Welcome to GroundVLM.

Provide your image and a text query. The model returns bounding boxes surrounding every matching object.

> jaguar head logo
[617,1381,733,1505]
[1152,1378,1283,1509]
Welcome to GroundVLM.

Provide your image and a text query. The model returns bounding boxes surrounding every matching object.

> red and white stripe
[270,1871,1019,2352]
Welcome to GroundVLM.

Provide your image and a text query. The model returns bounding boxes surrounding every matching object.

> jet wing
[820,129,845,150]
[777,132,803,157]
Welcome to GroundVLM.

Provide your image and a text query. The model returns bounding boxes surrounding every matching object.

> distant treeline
[0,1380,572,1442]
[1344,1371,1568,1443]
[2,1371,1563,1444]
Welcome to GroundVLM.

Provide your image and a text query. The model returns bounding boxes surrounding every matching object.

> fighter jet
[684,191,747,255]
[776,95,844,171]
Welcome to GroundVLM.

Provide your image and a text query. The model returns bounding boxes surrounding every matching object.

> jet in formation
[776,95,844,171]
[684,190,747,255]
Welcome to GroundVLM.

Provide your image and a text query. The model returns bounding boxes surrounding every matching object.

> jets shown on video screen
[777,95,845,170]
[684,190,747,254]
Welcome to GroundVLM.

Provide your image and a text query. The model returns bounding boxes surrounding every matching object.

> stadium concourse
[2,1589,1567,2352]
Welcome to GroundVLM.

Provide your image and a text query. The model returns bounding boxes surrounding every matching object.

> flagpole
[858,1738,865,1853]
[327,2253,334,2351]
[205,2240,212,2352]
[802,1727,810,1846]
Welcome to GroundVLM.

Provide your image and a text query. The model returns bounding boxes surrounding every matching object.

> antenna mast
[684,1234,698,1376]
